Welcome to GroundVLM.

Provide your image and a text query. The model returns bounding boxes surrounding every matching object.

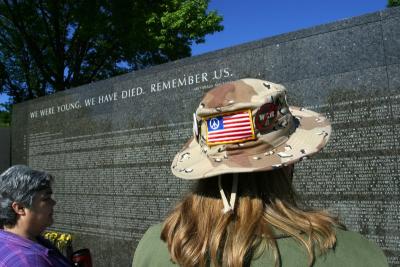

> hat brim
[171,106,331,180]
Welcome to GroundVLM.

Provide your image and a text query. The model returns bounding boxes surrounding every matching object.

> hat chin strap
[218,173,239,214]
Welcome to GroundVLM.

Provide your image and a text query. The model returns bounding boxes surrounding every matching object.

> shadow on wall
[0,128,10,173]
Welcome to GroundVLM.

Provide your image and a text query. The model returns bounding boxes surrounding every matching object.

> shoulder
[141,223,163,241]
[254,228,388,267]
[328,228,388,267]
[135,223,164,252]
[0,253,51,267]
[0,233,64,267]
[133,223,176,267]
[0,238,48,267]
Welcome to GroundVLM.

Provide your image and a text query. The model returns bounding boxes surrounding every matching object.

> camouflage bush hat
[171,78,331,180]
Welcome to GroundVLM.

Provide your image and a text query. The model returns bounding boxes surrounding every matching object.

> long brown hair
[161,168,342,267]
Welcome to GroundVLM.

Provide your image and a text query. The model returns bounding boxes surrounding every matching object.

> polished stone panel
[388,64,400,90]
[0,128,10,173]
[383,16,400,65]
[280,22,385,81]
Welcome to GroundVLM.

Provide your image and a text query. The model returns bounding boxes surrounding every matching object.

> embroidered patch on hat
[205,110,256,146]
[255,103,279,132]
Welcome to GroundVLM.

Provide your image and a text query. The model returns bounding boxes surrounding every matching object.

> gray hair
[0,165,54,227]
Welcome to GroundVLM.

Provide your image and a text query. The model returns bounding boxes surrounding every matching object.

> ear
[11,202,26,216]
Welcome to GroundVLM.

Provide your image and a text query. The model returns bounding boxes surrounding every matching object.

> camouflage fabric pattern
[171,78,331,180]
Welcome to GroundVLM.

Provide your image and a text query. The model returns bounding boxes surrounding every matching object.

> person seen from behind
[133,78,388,267]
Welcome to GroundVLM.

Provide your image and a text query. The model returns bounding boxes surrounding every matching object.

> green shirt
[133,223,388,267]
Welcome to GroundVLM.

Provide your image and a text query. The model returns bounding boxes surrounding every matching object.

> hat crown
[196,79,287,118]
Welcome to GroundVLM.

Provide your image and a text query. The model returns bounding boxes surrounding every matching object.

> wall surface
[12,7,400,266]
[0,128,10,173]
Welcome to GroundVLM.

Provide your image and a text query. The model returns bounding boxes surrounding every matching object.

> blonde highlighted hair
[161,168,342,267]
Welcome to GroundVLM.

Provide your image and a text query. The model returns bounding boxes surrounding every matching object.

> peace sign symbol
[209,118,220,130]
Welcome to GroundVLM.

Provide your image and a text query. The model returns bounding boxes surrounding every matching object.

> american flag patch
[206,110,255,145]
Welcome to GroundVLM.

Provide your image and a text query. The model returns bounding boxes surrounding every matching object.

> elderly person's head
[0,165,55,239]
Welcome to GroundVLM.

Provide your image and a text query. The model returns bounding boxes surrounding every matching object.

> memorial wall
[11,7,400,266]
[0,128,10,173]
